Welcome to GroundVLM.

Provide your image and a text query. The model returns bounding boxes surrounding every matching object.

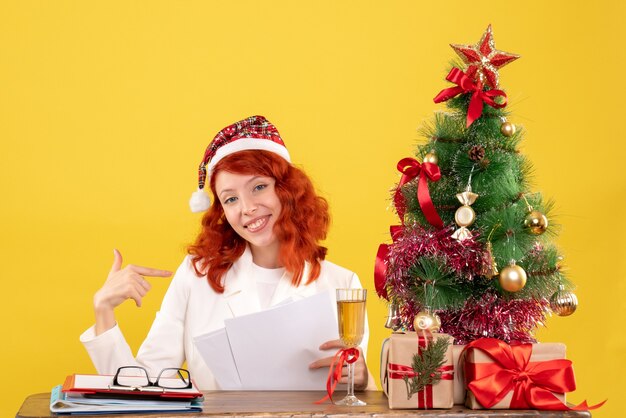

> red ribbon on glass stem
[433,68,508,127]
[462,338,605,411]
[316,348,360,404]
[396,157,443,229]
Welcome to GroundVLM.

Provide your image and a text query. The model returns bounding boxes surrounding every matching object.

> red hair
[188,150,330,293]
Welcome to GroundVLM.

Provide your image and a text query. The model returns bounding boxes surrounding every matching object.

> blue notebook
[50,385,203,415]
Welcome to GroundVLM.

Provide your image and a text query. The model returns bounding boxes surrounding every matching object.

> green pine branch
[403,337,449,400]
[407,256,471,310]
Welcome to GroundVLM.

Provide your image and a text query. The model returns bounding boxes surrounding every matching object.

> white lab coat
[80,246,369,390]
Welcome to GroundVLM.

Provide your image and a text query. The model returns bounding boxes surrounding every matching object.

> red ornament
[450,25,520,88]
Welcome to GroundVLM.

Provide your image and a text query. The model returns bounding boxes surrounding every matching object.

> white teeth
[246,218,266,230]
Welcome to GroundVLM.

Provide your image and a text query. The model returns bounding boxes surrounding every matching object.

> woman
[80,115,372,390]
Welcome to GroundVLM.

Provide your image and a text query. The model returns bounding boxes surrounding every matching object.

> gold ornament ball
[413,311,441,332]
[454,205,476,227]
[550,286,578,316]
[500,121,516,137]
[499,264,527,292]
[524,210,548,235]
[423,152,438,165]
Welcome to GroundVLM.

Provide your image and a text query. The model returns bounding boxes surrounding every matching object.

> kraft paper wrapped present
[452,344,466,405]
[381,332,454,409]
[463,338,571,410]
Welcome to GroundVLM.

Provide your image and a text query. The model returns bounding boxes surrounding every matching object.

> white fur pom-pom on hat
[190,115,290,212]
[189,188,212,213]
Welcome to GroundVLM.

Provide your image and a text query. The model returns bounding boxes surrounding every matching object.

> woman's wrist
[94,294,116,335]
[93,290,112,311]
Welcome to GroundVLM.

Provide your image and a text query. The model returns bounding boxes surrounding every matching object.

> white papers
[193,328,241,389]
[194,290,339,390]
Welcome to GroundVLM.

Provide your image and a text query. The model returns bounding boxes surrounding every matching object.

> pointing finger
[110,249,123,274]
[127,265,173,277]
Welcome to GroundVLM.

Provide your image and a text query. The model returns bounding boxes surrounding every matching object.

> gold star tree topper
[450,25,520,88]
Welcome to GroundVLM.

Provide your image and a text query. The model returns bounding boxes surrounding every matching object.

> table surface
[17,391,592,418]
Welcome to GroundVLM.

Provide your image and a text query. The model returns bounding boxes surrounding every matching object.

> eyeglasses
[112,366,192,391]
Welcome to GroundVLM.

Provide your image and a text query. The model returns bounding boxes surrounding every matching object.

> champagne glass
[335,288,367,406]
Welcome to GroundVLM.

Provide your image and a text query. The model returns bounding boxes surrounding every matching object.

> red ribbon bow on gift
[316,347,360,404]
[396,157,443,229]
[388,364,455,380]
[463,338,605,411]
[433,68,508,127]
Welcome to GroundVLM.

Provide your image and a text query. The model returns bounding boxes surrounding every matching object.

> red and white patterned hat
[189,115,291,212]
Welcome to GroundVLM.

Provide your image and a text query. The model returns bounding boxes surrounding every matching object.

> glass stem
[346,361,355,398]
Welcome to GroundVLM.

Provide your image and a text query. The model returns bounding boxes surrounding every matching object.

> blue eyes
[222,184,268,205]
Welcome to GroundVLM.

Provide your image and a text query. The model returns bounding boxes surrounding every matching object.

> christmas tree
[375,25,578,344]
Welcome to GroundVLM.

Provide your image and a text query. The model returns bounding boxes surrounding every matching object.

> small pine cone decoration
[469,145,485,162]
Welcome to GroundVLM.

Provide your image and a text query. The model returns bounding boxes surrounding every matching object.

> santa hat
[189,115,291,212]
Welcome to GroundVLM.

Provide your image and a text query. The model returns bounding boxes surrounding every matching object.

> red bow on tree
[380,159,443,300]
[463,338,605,411]
[396,157,443,229]
[433,68,508,127]
[374,226,403,299]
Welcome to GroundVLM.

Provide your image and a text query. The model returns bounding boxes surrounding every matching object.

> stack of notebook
[50,373,203,415]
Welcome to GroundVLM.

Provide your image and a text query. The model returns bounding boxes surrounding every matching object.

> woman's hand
[93,249,172,335]
[308,339,369,391]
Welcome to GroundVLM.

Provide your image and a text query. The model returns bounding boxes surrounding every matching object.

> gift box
[463,338,573,410]
[381,332,454,409]
[452,344,465,405]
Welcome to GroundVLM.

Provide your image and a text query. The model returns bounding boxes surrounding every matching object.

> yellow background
[1,1,624,417]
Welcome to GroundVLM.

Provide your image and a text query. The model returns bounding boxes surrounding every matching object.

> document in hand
[61,373,203,399]
[50,385,203,415]
[194,290,341,390]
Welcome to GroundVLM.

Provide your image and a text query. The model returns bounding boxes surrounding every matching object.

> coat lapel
[223,247,262,318]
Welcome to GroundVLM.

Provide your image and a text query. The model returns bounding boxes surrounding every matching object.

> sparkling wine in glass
[335,288,367,406]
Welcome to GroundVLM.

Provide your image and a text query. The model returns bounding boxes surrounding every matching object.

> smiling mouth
[244,216,270,232]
